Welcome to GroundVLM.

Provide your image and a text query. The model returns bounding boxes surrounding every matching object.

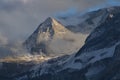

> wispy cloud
[0,33,8,46]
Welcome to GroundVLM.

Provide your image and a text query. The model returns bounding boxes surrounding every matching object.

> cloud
[55,8,78,18]
[0,33,8,46]
[55,0,120,21]
[0,0,120,41]
[0,0,76,41]
[0,33,12,58]
[74,0,120,9]
[0,32,28,58]
[0,0,120,59]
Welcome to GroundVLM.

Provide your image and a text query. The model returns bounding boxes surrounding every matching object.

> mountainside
[23,7,111,56]
[24,17,88,56]
[16,6,120,80]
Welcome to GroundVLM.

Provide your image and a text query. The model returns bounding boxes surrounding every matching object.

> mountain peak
[40,17,62,30]
[44,17,54,22]
[44,17,58,24]
[24,17,74,55]
[41,17,68,35]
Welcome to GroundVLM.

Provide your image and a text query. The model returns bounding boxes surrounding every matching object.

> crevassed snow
[64,42,120,70]
[77,43,119,64]
[62,54,83,69]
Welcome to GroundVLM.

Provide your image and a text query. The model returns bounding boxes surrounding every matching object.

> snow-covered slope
[16,6,120,80]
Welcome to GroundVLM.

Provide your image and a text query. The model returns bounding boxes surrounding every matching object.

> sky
[0,0,120,42]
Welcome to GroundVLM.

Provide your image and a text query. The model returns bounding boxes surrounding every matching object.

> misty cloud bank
[0,32,29,58]
[0,33,8,46]
[0,0,120,58]
[0,0,120,41]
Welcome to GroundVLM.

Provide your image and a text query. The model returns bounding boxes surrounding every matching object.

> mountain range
[0,6,120,80]
[23,6,109,56]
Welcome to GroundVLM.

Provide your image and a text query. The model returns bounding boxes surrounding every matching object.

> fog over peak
[0,0,120,41]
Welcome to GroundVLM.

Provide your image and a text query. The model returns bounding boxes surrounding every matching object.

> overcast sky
[0,0,120,42]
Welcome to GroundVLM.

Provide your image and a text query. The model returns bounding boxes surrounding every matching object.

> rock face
[17,6,120,80]
[24,17,88,56]
[76,6,120,56]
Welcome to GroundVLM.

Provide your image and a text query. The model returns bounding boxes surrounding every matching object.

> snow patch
[109,14,114,18]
